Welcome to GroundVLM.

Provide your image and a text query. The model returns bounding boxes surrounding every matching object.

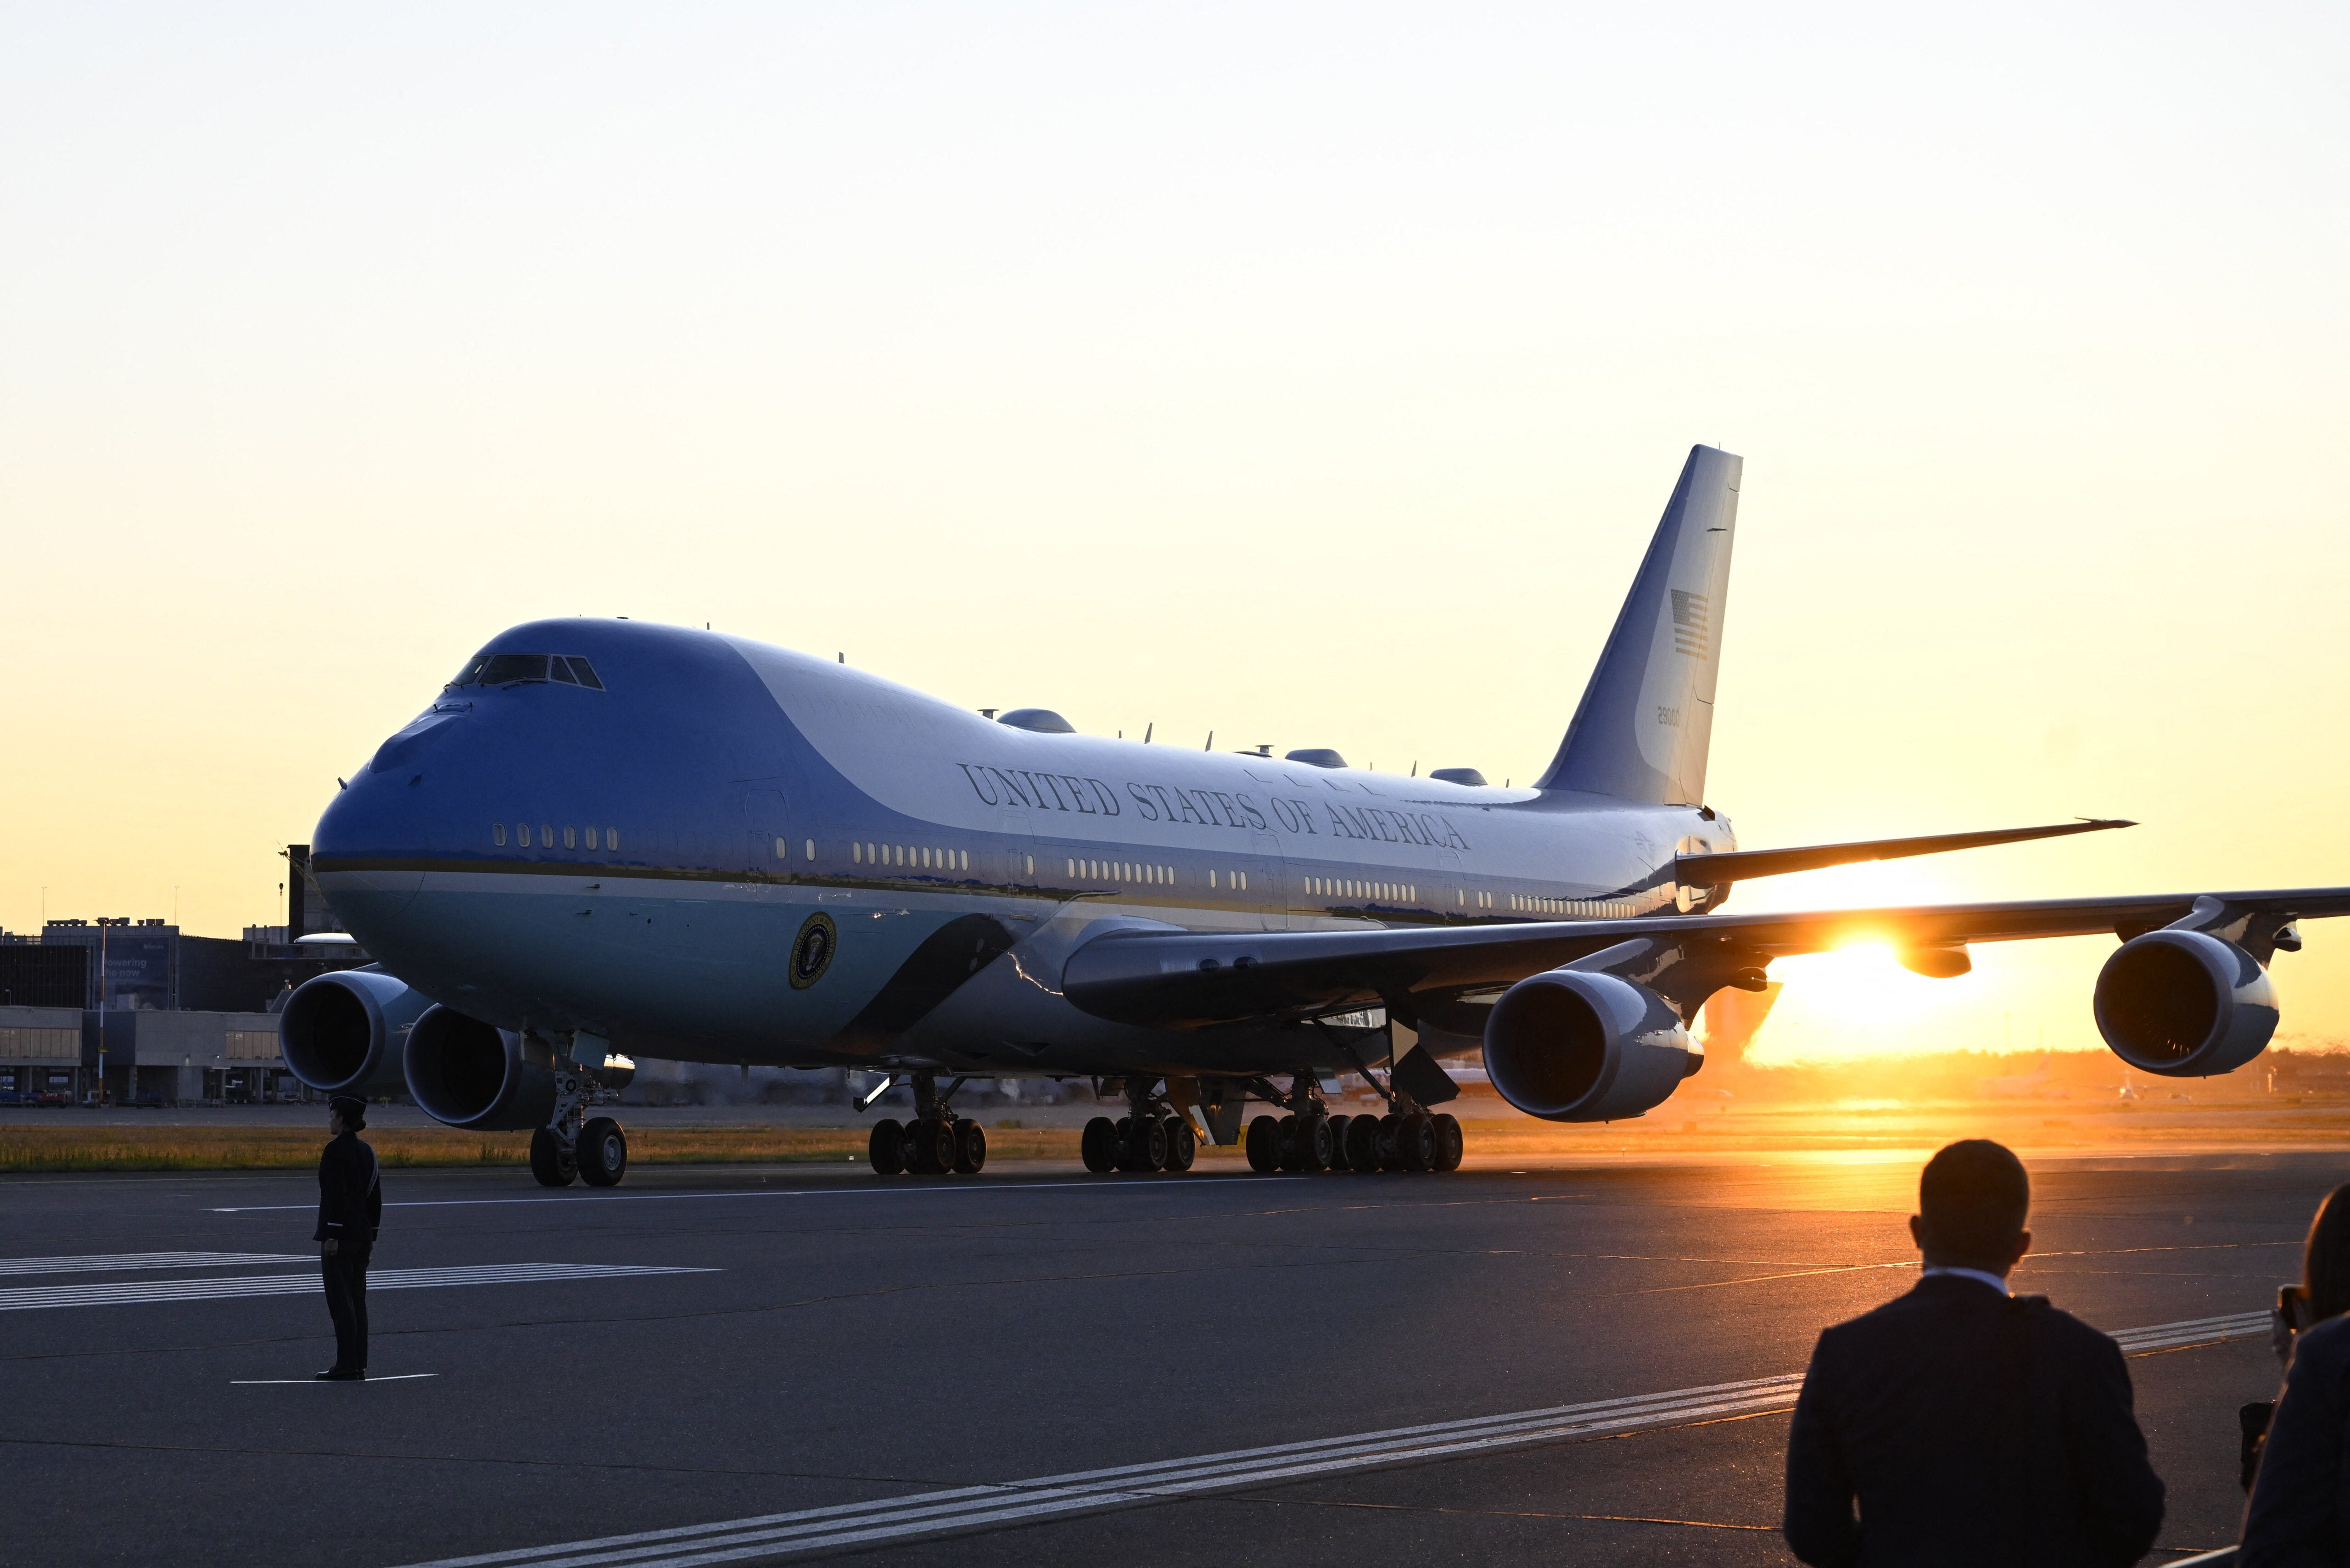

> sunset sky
[3,4,2345,1060]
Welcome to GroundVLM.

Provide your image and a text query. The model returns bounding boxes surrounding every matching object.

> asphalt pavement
[1,1147,2335,1566]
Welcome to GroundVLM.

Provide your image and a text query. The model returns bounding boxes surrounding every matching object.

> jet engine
[2093,929,2279,1077]
[403,1005,557,1130]
[1482,969,1700,1122]
[279,970,431,1098]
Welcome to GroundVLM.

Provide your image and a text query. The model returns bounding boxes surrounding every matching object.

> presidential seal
[789,912,836,990]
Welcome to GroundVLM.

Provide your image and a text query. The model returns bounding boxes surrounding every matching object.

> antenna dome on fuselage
[997,708,1075,734]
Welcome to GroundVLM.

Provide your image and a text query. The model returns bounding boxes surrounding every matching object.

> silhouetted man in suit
[313,1095,381,1381]
[1783,1138,2164,1567]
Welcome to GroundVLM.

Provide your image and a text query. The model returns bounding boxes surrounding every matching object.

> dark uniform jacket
[2242,1311,2350,1566]
[312,1131,382,1260]
[1784,1273,2165,1568]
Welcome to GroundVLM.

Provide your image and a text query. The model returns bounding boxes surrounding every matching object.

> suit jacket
[2241,1311,2350,1566]
[312,1132,381,1259]
[1784,1274,2164,1568]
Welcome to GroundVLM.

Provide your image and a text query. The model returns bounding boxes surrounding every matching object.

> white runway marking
[389,1307,2272,1568]
[0,1250,311,1276]
[231,1373,440,1384]
[0,1262,717,1312]
[208,1178,1293,1214]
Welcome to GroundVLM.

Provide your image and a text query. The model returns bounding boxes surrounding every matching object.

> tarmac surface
[1,1147,2337,1566]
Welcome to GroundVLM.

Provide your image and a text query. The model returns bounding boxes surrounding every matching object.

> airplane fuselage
[314,618,1733,1078]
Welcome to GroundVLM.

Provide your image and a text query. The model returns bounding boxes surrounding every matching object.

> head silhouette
[1910,1139,2031,1276]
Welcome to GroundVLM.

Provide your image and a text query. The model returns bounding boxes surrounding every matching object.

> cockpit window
[477,654,548,685]
[447,652,607,690]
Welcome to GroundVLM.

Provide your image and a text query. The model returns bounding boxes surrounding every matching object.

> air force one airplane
[283,445,2350,1186]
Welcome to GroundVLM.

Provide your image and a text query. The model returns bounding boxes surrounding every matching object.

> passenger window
[775,836,789,860]
[518,824,531,847]
[806,840,817,861]
[607,829,619,850]
[540,824,553,848]
[493,823,507,846]
[565,826,578,849]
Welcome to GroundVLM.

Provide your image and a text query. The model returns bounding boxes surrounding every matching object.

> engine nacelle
[279,970,431,1098]
[2093,928,2279,1077]
[1483,969,1699,1122]
[403,1005,556,1130]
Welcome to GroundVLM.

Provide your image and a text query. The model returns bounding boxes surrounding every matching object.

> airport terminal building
[0,851,370,1106]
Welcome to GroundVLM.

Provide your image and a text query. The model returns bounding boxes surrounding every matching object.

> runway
[0,1150,2334,1566]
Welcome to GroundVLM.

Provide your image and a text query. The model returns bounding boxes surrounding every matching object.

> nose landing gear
[529,1051,631,1188]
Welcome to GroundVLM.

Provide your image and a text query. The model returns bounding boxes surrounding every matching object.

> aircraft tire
[577,1117,628,1187]
[1343,1114,1381,1172]
[1080,1116,1119,1173]
[1130,1114,1169,1172]
[869,1118,907,1175]
[1325,1114,1353,1170]
[1299,1114,1332,1173]
[1244,1115,1283,1173]
[952,1120,987,1175]
[1374,1113,1402,1171]
[1163,1116,1196,1172]
[1433,1113,1464,1172]
[529,1127,576,1187]
[1397,1113,1437,1172]
[1276,1114,1302,1172]
[912,1116,956,1175]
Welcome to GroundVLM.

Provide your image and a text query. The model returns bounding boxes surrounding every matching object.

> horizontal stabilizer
[1677,818,2134,886]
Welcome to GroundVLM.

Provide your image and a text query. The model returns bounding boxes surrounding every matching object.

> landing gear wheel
[529,1126,577,1187]
[1244,1114,1283,1173]
[869,1118,907,1175]
[953,1120,987,1174]
[1432,1112,1464,1172]
[577,1117,628,1187]
[1326,1114,1353,1171]
[1397,1112,1438,1172]
[1123,1114,1169,1172]
[911,1116,957,1175]
[1374,1113,1402,1171]
[1343,1114,1382,1172]
[1081,1116,1119,1174]
[1162,1116,1196,1172]
[1297,1115,1332,1172]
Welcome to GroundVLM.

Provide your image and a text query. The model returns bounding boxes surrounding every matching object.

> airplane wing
[1676,818,2133,886]
[1061,886,2350,1030]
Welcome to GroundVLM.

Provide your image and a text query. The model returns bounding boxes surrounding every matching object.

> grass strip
[0,1125,1086,1173]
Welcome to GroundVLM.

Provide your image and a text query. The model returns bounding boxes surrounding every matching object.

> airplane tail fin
[1535,445,1741,804]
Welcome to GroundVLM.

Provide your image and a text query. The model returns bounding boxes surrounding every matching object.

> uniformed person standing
[313,1094,382,1381]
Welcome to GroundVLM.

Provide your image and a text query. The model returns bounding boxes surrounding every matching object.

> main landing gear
[867,1070,988,1176]
[1079,1076,1198,1175]
[530,1058,630,1188]
[1241,1070,1464,1176]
